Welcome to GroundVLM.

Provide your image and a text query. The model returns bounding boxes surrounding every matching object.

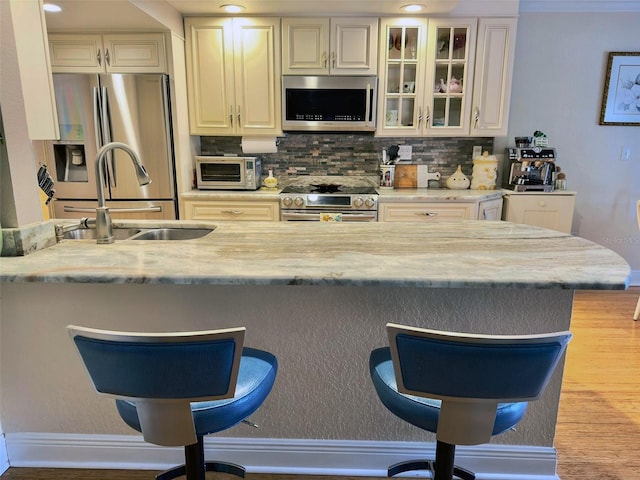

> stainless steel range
[280,183,378,222]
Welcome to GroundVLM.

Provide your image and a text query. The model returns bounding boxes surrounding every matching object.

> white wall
[501,11,640,276]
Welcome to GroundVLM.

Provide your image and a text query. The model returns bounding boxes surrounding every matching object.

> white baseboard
[5,433,558,480]
[0,435,9,475]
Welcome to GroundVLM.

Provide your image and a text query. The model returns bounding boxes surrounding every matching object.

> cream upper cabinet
[470,18,517,137]
[378,18,478,137]
[282,17,378,75]
[376,19,427,136]
[377,17,516,137]
[185,17,282,136]
[48,33,167,73]
[423,18,477,136]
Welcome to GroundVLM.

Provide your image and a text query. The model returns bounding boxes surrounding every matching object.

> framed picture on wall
[600,52,640,126]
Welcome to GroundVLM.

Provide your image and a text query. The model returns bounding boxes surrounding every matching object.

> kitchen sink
[62,227,142,240]
[129,228,213,241]
[59,225,214,242]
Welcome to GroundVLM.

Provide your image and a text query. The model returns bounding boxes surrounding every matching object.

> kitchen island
[0,220,629,478]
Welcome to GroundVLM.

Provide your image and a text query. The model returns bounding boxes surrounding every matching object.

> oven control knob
[353,197,364,208]
[294,196,305,207]
[282,196,293,207]
[365,197,377,208]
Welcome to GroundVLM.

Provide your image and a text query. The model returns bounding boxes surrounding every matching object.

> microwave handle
[365,83,372,126]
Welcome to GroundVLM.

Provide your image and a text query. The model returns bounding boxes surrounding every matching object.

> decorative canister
[380,164,395,189]
[445,165,470,190]
[470,151,499,190]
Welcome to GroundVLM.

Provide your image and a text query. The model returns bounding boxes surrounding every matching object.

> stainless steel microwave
[282,76,377,132]
[195,156,262,190]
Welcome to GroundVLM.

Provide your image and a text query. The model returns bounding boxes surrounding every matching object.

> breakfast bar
[0,220,630,477]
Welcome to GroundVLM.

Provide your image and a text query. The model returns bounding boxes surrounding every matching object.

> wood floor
[3,289,639,480]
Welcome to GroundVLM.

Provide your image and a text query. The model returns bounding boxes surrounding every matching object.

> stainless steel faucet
[95,142,151,244]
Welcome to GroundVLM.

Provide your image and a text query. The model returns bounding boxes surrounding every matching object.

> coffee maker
[504,146,556,192]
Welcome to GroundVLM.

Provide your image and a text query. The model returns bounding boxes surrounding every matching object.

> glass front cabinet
[377,19,426,135]
[377,17,514,137]
[424,18,477,135]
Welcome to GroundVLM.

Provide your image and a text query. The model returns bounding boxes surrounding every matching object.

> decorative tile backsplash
[200,134,494,186]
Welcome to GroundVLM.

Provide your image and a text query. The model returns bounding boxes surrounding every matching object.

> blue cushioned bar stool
[68,325,278,480]
[369,323,571,480]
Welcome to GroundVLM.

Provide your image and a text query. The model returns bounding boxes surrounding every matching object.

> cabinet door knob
[539,201,547,207]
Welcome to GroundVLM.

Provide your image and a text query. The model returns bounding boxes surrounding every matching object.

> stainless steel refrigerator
[46,73,178,219]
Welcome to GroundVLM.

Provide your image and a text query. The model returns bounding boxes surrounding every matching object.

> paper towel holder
[241,136,279,154]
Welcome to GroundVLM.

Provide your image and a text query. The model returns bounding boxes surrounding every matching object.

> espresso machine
[504,146,556,192]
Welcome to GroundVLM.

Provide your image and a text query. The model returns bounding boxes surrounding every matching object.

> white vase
[263,169,278,189]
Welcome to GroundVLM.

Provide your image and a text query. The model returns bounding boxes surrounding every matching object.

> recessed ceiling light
[43,3,62,12]
[220,4,245,13]
[402,4,425,13]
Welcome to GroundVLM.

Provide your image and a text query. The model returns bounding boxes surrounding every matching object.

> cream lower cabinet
[183,199,280,221]
[478,197,503,220]
[185,17,281,136]
[48,33,167,73]
[502,192,576,233]
[379,197,503,222]
[379,202,477,222]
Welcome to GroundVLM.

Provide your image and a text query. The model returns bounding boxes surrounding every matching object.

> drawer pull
[221,209,244,215]
[416,212,438,217]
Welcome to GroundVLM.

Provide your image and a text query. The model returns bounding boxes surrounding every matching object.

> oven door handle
[281,211,377,222]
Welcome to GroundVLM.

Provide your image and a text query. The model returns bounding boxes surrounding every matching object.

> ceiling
[43,0,640,32]
[164,0,461,15]
[44,0,463,31]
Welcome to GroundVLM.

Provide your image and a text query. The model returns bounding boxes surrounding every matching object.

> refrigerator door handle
[99,86,117,188]
[93,86,109,190]
[160,76,174,174]
[63,205,162,213]
[93,86,103,151]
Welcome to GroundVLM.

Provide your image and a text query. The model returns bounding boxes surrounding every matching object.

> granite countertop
[377,188,504,202]
[181,186,505,202]
[182,188,281,200]
[0,220,629,289]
